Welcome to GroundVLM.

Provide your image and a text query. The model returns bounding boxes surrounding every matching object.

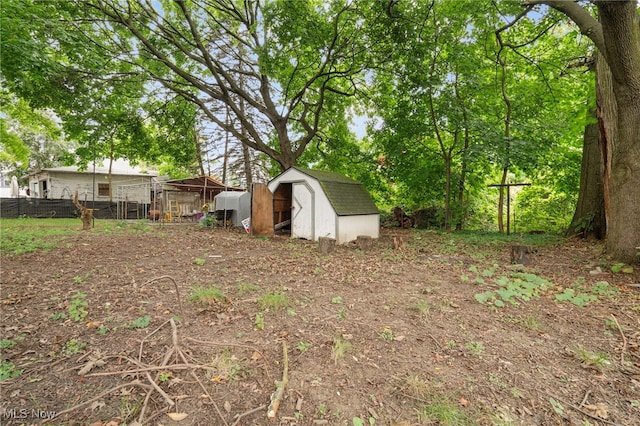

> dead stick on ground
[146,275,185,320]
[146,371,175,406]
[610,314,627,365]
[170,319,229,426]
[231,404,267,426]
[542,392,623,426]
[41,381,154,424]
[138,318,172,363]
[267,341,289,419]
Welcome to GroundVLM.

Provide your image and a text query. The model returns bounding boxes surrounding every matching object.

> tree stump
[393,236,404,250]
[510,245,533,265]
[73,191,95,231]
[356,235,373,251]
[318,237,336,254]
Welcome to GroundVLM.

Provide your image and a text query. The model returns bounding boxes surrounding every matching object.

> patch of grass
[404,374,430,397]
[331,336,353,364]
[402,374,477,426]
[189,286,227,306]
[258,291,290,312]
[465,341,485,356]
[410,299,431,319]
[575,346,611,371]
[521,315,542,331]
[235,281,260,296]
[73,272,91,283]
[0,218,77,254]
[418,399,476,425]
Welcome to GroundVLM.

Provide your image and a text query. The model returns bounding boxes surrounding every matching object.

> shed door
[292,182,314,240]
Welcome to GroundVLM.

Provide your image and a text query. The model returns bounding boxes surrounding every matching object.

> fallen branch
[145,275,185,320]
[610,314,627,365]
[542,391,623,426]
[231,404,267,426]
[186,337,272,382]
[267,341,289,419]
[41,381,153,424]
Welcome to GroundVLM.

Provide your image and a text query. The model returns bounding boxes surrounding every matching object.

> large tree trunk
[567,104,605,239]
[598,3,640,264]
[526,0,640,263]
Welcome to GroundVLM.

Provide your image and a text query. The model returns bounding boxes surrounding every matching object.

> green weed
[193,258,206,266]
[555,288,597,307]
[254,312,264,330]
[337,308,347,319]
[49,312,67,321]
[475,272,551,308]
[297,342,311,352]
[0,360,22,380]
[208,349,246,381]
[73,272,91,283]
[127,316,151,329]
[63,339,86,356]
[575,346,610,370]
[466,341,485,356]
[0,338,17,349]
[69,292,88,321]
[379,326,395,342]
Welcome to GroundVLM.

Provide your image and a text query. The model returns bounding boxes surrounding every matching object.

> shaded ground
[1,223,639,425]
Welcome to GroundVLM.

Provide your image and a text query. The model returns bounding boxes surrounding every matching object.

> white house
[267,167,379,244]
[24,159,158,203]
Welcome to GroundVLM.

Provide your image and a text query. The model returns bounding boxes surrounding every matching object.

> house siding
[28,171,153,203]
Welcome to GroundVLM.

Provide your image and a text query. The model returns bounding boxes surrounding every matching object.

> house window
[98,183,110,197]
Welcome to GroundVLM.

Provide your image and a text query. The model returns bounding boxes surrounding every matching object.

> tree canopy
[1,0,638,262]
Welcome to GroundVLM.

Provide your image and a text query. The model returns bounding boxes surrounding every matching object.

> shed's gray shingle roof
[292,167,379,216]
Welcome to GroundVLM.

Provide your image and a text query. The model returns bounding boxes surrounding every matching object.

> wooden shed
[265,167,379,244]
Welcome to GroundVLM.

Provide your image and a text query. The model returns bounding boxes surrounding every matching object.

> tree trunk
[567,104,605,239]
[497,167,507,234]
[597,3,640,263]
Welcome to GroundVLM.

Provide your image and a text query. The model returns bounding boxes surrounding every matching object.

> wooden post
[318,237,336,254]
[356,235,373,251]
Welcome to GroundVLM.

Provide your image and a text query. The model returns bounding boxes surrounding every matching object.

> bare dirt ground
[1,224,639,426]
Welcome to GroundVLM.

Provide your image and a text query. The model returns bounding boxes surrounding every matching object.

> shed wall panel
[337,215,380,244]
